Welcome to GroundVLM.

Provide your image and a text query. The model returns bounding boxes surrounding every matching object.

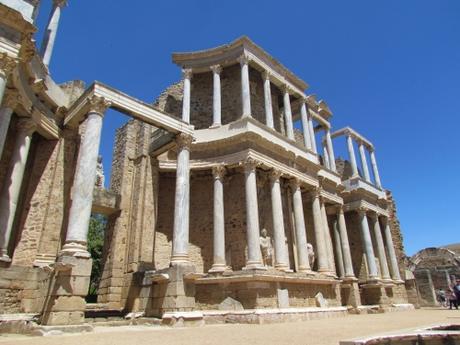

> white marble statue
[307,242,315,268]
[260,228,273,267]
[95,155,105,188]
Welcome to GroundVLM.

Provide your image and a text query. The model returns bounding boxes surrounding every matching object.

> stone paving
[0,309,459,345]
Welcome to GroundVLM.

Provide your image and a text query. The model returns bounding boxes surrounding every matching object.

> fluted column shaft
[40,0,66,67]
[171,134,192,264]
[320,200,335,274]
[283,88,294,140]
[209,166,226,272]
[290,180,311,272]
[311,191,329,272]
[358,142,371,182]
[370,150,382,188]
[262,72,274,129]
[0,91,19,161]
[181,69,192,123]
[0,120,35,260]
[243,159,263,269]
[358,209,379,280]
[325,130,336,172]
[323,143,330,169]
[370,214,391,280]
[308,115,317,154]
[381,217,402,281]
[332,217,345,278]
[300,101,312,150]
[62,97,110,255]
[337,207,355,278]
[270,171,289,271]
[211,65,222,127]
[239,56,251,117]
[346,134,359,177]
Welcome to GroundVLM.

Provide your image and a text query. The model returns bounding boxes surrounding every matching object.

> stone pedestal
[341,280,361,308]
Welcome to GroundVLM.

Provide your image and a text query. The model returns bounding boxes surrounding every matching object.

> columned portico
[357,209,379,280]
[243,158,264,270]
[262,71,274,129]
[320,200,336,274]
[209,165,226,272]
[282,86,294,140]
[170,133,193,264]
[238,55,251,117]
[346,132,359,177]
[300,100,312,150]
[210,65,222,127]
[40,0,67,67]
[337,207,355,278]
[310,190,329,273]
[269,170,289,271]
[369,213,391,281]
[61,96,110,255]
[0,119,36,261]
[332,217,345,278]
[181,69,192,123]
[381,216,402,281]
[290,179,311,273]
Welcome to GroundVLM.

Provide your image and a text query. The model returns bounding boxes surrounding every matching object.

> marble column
[381,216,402,281]
[262,71,274,129]
[238,55,251,117]
[269,170,289,271]
[209,165,226,272]
[181,69,192,123]
[40,0,67,67]
[325,129,336,172]
[370,149,382,188]
[337,207,355,278]
[322,143,330,169]
[321,200,336,274]
[346,133,359,177]
[308,114,317,154]
[332,217,345,278]
[61,96,110,255]
[0,119,35,261]
[0,90,20,160]
[369,213,391,281]
[243,158,264,269]
[358,142,371,182]
[311,189,329,272]
[290,179,311,272]
[170,134,193,264]
[357,209,379,280]
[283,86,294,140]
[211,65,222,127]
[300,101,312,150]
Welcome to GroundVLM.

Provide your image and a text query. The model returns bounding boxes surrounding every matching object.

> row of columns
[345,132,382,188]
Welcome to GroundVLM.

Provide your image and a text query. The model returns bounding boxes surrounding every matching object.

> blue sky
[35,1,460,255]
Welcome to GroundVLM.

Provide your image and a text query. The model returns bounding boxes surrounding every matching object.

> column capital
[310,186,322,198]
[0,53,18,78]
[2,89,21,109]
[356,207,368,216]
[210,64,222,74]
[335,204,344,214]
[182,68,193,80]
[288,178,301,190]
[269,169,282,182]
[262,70,271,81]
[19,35,36,63]
[242,157,258,171]
[237,54,250,66]
[212,165,226,179]
[175,133,193,149]
[53,0,68,8]
[87,95,111,116]
[17,118,36,135]
[281,84,292,94]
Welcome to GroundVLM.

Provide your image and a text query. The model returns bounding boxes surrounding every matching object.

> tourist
[454,280,460,305]
[447,289,458,310]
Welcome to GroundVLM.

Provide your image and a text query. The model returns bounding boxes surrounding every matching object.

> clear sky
[34,0,460,256]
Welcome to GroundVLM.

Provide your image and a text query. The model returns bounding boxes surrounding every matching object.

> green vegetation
[86,214,106,303]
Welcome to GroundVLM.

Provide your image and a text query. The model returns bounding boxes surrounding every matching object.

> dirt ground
[0,308,459,345]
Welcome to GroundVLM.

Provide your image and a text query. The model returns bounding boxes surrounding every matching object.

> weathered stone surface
[218,297,244,311]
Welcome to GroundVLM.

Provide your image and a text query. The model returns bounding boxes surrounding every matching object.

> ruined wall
[386,190,407,278]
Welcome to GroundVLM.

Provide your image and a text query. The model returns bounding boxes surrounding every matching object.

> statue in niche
[260,228,273,267]
[95,155,105,188]
[307,243,315,268]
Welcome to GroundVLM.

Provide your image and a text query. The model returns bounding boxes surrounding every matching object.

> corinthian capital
[2,89,21,109]
[237,54,250,66]
[212,165,226,179]
[210,65,222,74]
[87,95,111,116]
[0,53,17,78]
[288,178,301,191]
[269,169,282,182]
[242,157,258,171]
[17,118,36,135]
[182,68,193,80]
[175,133,193,149]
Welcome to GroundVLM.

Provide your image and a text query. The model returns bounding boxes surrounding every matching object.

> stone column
[262,71,274,129]
[283,86,294,140]
[0,90,20,160]
[325,129,336,172]
[322,143,330,169]
[243,158,264,269]
[321,200,336,274]
[357,209,379,280]
[0,53,17,104]
[209,165,226,272]
[269,170,289,271]
[211,65,222,127]
[381,216,402,281]
[346,133,359,177]
[369,149,382,188]
[358,142,371,182]
[308,114,317,154]
[0,119,36,261]
[369,213,391,281]
[238,55,251,117]
[310,189,329,272]
[61,96,110,255]
[337,207,355,278]
[181,69,192,123]
[40,0,67,67]
[300,100,312,150]
[170,134,193,264]
[290,179,311,273]
[332,216,345,278]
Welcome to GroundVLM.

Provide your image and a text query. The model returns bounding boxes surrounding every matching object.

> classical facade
[0,0,414,327]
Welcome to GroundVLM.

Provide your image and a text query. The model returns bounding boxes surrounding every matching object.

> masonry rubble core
[0,0,417,328]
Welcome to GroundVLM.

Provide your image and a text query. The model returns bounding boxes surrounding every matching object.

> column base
[170,253,190,265]
[208,264,226,273]
[60,242,91,258]
[0,254,11,263]
[274,263,292,272]
[243,261,267,271]
[297,266,314,274]
[209,123,222,129]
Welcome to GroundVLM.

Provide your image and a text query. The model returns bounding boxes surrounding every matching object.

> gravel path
[0,309,459,345]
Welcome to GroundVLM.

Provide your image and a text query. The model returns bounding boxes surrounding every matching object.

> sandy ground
[0,309,459,345]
